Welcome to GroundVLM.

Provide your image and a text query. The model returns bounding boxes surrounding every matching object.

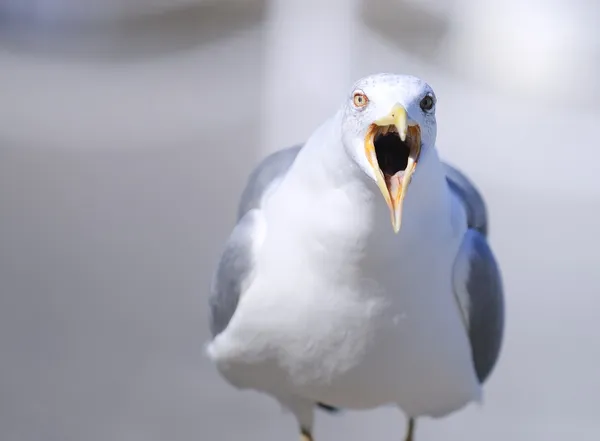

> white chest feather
[213,172,481,418]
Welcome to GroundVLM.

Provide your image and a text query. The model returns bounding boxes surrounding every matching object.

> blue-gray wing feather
[209,145,303,338]
[236,144,302,220]
[209,209,261,338]
[443,162,488,236]
[445,162,505,384]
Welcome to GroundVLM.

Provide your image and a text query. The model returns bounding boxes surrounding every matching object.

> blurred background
[1,0,599,440]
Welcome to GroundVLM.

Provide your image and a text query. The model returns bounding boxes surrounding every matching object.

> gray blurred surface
[1,3,600,441]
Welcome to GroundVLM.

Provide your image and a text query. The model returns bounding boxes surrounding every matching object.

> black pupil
[421,96,433,110]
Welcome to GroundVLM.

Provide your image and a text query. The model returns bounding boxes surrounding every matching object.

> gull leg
[300,427,313,441]
[278,397,314,441]
[403,418,416,441]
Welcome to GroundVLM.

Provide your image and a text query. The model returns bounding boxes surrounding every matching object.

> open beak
[364,103,422,233]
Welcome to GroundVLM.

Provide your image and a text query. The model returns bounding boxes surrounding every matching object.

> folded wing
[445,162,505,384]
[209,145,302,338]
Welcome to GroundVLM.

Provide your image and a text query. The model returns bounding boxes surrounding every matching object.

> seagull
[206,73,504,441]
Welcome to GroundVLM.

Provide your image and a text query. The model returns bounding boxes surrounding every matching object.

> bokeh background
[1,0,599,440]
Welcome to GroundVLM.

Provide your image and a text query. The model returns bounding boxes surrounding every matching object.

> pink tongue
[384,170,405,188]
[386,173,404,207]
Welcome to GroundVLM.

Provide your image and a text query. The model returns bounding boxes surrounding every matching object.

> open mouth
[364,105,421,233]
[374,125,412,184]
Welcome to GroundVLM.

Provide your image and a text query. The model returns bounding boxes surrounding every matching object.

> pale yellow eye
[353,92,369,108]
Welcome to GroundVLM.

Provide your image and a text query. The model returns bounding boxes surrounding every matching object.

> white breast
[214,169,481,418]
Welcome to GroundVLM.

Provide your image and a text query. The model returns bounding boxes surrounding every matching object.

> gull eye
[419,94,435,112]
[353,91,369,108]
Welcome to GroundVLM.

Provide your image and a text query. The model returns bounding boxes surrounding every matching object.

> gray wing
[209,144,303,338]
[236,144,302,220]
[445,162,505,384]
[443,162,488,236]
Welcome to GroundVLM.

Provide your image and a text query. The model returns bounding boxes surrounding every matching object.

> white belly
[208,243,481,418]
[208,161,481,418]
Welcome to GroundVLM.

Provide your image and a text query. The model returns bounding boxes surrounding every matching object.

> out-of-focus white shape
[389,0,456,19]
[0,15,264,152]
[0,0,252,24]
[261,0,359,154]
[443,0,599,106]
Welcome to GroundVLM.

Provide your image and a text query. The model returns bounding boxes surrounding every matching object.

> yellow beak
[364,104,421,233]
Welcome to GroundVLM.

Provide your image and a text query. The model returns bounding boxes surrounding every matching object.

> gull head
[341,73,438,234]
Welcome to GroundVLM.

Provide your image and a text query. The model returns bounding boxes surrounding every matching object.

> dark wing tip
[316,403,343,414]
